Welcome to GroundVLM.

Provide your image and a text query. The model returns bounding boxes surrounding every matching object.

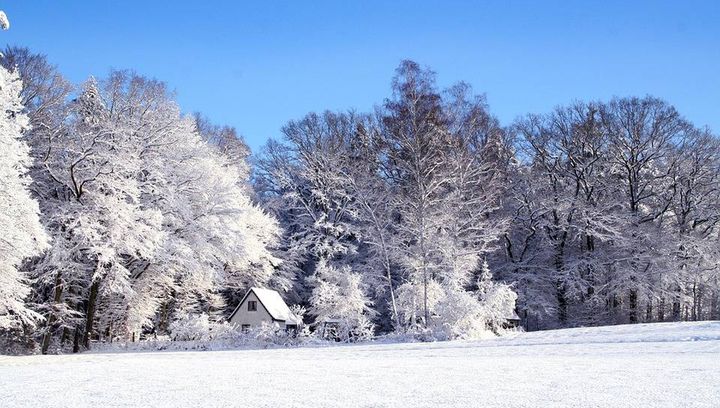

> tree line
[0,49,718,353]
[257,60,720,334]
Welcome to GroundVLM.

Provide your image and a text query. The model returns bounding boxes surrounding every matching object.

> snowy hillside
[1,322,719,408]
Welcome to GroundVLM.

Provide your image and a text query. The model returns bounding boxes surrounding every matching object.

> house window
[248,301,257,311]
[241,324,251,332]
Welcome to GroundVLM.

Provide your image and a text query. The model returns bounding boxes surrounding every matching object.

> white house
[228,287,302,331]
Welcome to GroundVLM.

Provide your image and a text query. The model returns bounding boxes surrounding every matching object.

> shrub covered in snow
[243,322,314,346]
[395,279,444,328]
[477,261,518,332]
[309,260,375,342]
[431,289,487,340]
[94,321,320,353]
[391,261,518,340]
[169,313,240,342]
[169,314,213,341]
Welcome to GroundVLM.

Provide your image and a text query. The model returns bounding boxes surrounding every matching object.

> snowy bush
[169,314,211,341]
[395,281,486,340]
[431,289,488,340]
[245,322,287,344]
[242,322,314,346]
[481,283,518,331]
[93,321,320,353]
[168,313,240,342]
[309,261,375,342]
[392,262,518,340]
[395,279,444,328]
[477,261,518,332]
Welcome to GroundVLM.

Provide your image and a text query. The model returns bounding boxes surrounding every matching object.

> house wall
[229,291,285,329]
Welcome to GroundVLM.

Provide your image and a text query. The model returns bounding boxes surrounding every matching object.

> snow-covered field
[1,322,719,408]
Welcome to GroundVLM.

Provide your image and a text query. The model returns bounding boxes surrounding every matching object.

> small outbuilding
[228,287,302,332]
[504,311,521,329]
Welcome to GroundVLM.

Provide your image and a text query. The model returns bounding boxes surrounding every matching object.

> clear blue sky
[2,1,719,152]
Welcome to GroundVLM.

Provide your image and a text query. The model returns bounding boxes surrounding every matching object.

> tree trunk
[556,280,567,323]
[386,264,400,329]
[423,267,429,326]
[695,285,703,321]
[72,326,80,353]
[672,297,681,321]
[365,203,400,330]
[629,288,638,323]
[554,248,567,324]
[41,271,64,354]
[658,297,665,322]
[419,208,430,327]
[378,231,400,329]
[61,327,69,345]
[691,282,698,321]
[157,301,168,334]
[81,279,100,350]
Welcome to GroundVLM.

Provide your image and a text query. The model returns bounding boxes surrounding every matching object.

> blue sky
[2,1,718,151]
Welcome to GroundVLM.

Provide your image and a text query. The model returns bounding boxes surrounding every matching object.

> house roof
[229,287,302,324]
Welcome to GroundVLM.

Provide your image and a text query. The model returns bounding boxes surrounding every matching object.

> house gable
[229,290,278,327]
[230,287,303,327]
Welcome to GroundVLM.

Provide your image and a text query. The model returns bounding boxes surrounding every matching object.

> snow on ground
[1,321,719,407]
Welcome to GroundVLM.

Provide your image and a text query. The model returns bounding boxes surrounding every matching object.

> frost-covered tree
[439,83,511,289]
[664,129,720,321]
[601,97,689,323]
[378,61,454,327]
[0,66,48,330]
[255,112,365,305]
[33,76,165,352]
[342,120,403,330]
[194,112,252,187]
[377,61,510,334]
[509,102,626,326]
